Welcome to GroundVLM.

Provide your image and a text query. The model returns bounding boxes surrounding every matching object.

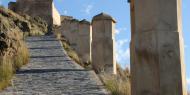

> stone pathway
[0,35,109,95]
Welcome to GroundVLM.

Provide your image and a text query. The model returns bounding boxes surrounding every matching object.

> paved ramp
[0,35,108,95]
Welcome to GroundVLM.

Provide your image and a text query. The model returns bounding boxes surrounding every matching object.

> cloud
[63,10,68,15]
[185,45,188,49]
[116,39,129,47]
[115,39,130,68]
[115,29,120,34]
[82,4,93,15]
[0,0,2,5]
[115,27,127,35]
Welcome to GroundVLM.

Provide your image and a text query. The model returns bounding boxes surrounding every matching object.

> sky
[0,0,189,90]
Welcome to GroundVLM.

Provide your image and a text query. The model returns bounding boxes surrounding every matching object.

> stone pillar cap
[71,19,80,22]
[92,12,116,23]
[79,19,91,25]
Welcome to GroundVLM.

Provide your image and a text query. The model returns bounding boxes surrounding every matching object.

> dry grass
[99,64,131,95]
[100,74,131,95]
[13,41,29,71]
[61,39,83,66]
[0,57,13,90]
[55,32,61,40]
[0,42,29,90]
[55,32,90,67]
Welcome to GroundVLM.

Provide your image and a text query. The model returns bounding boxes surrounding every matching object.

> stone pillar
[69,19,80,51]
[92,13,117,74]
[78,19,92,64]
[58,16,73,40]
[130,0,187,95]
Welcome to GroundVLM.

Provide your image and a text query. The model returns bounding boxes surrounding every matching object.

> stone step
[0,35,108,95]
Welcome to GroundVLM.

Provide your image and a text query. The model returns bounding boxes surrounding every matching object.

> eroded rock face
[0,6,48,57]
[0,6,48,36]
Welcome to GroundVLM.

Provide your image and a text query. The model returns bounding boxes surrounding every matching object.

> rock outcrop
[0,6,48,58]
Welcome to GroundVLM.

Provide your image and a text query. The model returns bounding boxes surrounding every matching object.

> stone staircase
[0,35,108,95]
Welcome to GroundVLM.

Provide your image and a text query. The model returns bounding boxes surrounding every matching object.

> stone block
[130,0,187,95]
[92,13,117,74]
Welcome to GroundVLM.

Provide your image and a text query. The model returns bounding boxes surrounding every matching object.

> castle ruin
[57,13,117,74]
[7,0,188,94]
[8,0,61,27]
[8,0,117,75]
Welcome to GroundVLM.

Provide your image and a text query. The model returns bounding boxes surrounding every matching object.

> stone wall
[78,20,92,64]
[57,14,117,74]
[8,0,61,26]
[57,17,92,64]
[61,15,73,22]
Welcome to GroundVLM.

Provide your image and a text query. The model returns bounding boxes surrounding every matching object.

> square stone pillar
[130,0,187,95]
[92,13,117,74]
[78,20,92,64]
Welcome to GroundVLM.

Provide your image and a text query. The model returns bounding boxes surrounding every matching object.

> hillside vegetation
[0,6,48,90]
[99,64,131,95]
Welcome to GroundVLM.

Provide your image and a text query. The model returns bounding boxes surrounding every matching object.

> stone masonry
[130,0,187,95]
[78,20,92,63]
[92,13,117,74]
[0,35,109,95]
[8,0,61,26]
[57,16,92,64]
